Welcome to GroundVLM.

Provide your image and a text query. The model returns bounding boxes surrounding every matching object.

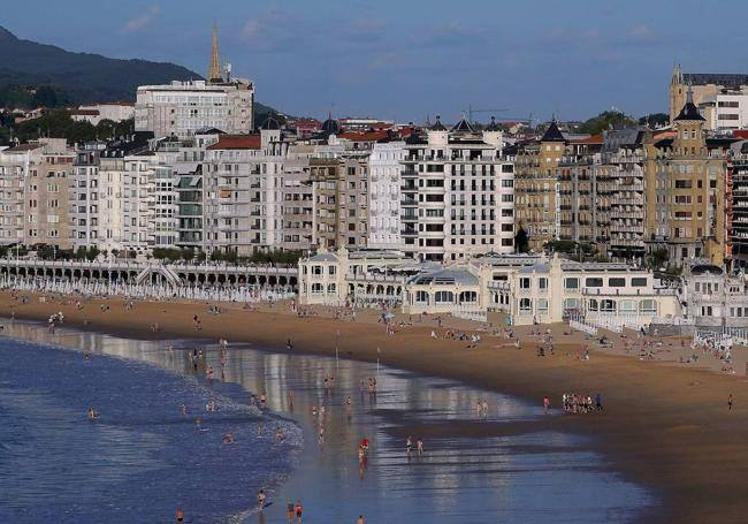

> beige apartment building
[514,121,565,251]
[307,156,369,250]
[647,95,730,265]
[0,138,74,249]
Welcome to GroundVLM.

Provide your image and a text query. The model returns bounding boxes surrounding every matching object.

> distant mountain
[0,26,200,104]
[0,26,281,121]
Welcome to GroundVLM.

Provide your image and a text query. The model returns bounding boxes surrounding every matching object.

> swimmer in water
[87,407,98,421]
[257,489,267,510]
[223,432,235,445]
[180,404,187,417]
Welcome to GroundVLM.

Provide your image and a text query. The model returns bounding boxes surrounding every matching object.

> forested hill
[0,26,201,106]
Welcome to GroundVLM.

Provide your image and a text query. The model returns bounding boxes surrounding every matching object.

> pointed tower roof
[208,24,222,83]
[430,115,447,131]
[540,120,565,142]
[451,115,474,133]
[674,85,705,122]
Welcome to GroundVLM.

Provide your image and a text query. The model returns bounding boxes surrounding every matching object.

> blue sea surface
[0,336,301,524]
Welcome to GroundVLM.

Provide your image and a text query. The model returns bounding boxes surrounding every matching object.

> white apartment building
[401,118,514,262]
[699,91,748,131]
[135,79,254,139]
[201,127,290,256]
[71,140,179,254]
[154,132,221,251]
[367,141,405,249]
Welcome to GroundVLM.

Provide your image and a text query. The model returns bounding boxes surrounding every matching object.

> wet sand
[2,291,748,523]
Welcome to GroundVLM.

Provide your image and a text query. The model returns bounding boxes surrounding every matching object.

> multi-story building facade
[400,117,514,262]
[0,139,74,249]
[557,135,608,249]
[729,140,748,267]
[514,121,565,251]
[307,155,369,250]
[367,141,405,250]
[646,95,730,265]
[201,127,291,256]
[135,79,254,139]
[669,66,748,124]
[155,131,221,251]
[698,91,748,132]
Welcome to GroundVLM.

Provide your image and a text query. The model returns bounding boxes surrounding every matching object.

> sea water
[0,334,301,523]
[0,322,653,523]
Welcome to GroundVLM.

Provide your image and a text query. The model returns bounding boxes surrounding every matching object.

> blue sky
[3,0,748,123]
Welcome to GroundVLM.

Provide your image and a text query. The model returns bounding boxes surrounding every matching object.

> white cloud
[121,5,160,34]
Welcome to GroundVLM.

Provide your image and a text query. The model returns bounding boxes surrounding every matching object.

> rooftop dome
[321,116,340,135]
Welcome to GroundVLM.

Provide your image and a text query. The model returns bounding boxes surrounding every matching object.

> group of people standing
[562,392,603,414]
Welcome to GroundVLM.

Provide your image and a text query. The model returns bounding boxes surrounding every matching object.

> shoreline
[3,292,748,522]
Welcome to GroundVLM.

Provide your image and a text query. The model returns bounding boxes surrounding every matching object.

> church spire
[208,24,222,83]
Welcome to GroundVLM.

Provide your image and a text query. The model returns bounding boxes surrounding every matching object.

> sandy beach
[2,291,747,523]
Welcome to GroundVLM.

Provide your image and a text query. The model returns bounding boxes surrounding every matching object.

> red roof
[732,130,748,139]
[653,130,677,140]
[207,134,262,150]
[570,134,603,145]
[338,130,391,142]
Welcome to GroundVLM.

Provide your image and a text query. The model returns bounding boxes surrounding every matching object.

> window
[631,277,647,287]
[563,298,580,311]
[585,277,603,287]
[519,298,532,312]
[311,283,323,294]
[565,278,579,290]
[519,277,531,289]
[538,277,547,290]
[312,265,322,275]
[435,291,454,303]
[537,298,548,312]
[600,299,616,312]
[639,299,656,313]
[415,291,429,304]
[588,299,598,312]
[620,300,636,312]
[608,278,626,287]
[328,266,336,275]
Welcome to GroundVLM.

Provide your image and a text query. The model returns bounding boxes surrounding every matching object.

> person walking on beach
[257,489,267,510]
[728,393,734,411]
[543,395,550,414]
[294,500,303,523]
[287,500,295,522]
[416,437,424,456]
[357,515,366,524]
[175,507,185,523]
[595,393,603,411]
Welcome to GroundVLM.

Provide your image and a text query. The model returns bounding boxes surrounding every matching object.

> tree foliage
[578,111,637,135]
[0,109,134,146]
[638,113,669,128]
